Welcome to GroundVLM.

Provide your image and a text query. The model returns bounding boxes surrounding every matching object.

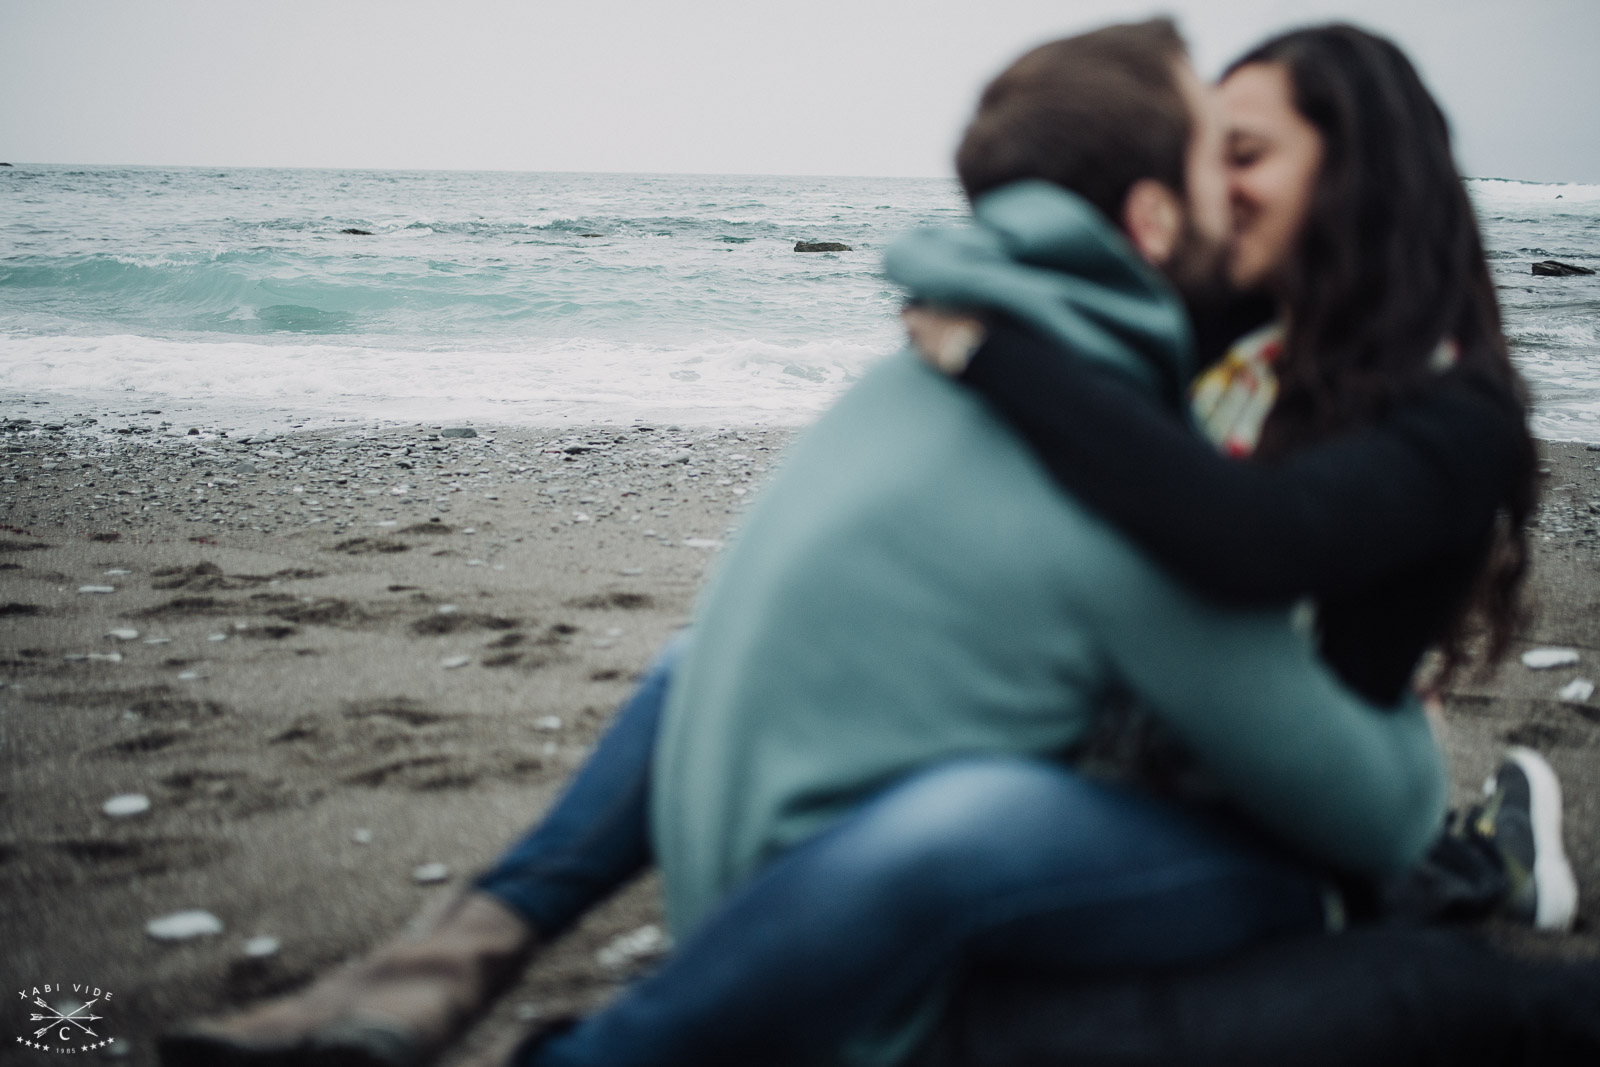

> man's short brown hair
[955,19,1192,219]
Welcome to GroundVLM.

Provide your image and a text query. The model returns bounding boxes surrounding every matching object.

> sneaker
[1472,747,1579,932]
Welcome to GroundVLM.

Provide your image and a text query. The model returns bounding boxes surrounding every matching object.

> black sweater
[960,316,1526,705]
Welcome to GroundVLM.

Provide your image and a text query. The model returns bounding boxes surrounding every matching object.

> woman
[163,23,1581,1067]
[907,24,1572,932]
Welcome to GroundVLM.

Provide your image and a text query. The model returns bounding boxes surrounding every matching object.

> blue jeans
[476,641,1327,1067]
[472,634,686,935]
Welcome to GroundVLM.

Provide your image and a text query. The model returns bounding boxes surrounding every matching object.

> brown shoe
[159,892,539,1067]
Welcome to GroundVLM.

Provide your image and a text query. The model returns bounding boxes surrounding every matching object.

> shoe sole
[1506,746,1579,932]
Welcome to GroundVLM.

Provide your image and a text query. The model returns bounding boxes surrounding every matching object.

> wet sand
[1,418,1598,1065]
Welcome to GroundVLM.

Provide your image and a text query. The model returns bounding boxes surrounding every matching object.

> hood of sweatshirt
[882,180,1195,409]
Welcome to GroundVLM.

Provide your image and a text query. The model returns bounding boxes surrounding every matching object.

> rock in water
[341,227,374,235]
[147,910,224,941]
[1531,260,1596,277]
[794,241,852,253]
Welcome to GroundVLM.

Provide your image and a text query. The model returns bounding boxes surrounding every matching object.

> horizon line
[3,161,1596,187]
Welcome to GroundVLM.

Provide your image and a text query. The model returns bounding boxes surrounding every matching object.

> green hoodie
[651,178,1446,995]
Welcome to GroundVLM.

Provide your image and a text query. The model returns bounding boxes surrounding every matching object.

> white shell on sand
[87,652,122,663]
[1523,648,1580,669]
[147,910,224,941]
[681,538,723,549]
[106,628,139,641]
[1559,678,1595,704]
[243,936,281,958]
[103,793,151,817]
[412,863,451,884]
[352,828,373,844]
[78,585,116,594]
[534,716,562,731]
[440,655,471,669]
[596,924,667,969]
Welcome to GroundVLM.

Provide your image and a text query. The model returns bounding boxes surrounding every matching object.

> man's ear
[1121,179,1183,266]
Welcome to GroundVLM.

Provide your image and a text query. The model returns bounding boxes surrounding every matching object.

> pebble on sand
[177,670,202,681]
[534,715,562,731]
[1560,678,1595,704]
[441,427,478,438]
[243,935,281,959]
[412,863,451,884]
[441,655,471,669]
[106,628,139,641]
[596,924,668,969]
[103,793,151,817]
[78,585,116,594]
[146,910,225,941]
[1522,647,1581,670]
[352,828,374,844]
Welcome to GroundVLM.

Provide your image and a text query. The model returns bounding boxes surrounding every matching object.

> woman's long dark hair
[1229,25,1537,679]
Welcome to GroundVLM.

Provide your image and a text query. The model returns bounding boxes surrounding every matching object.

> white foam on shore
[1469,178,1600,206]
[0,332,895,429]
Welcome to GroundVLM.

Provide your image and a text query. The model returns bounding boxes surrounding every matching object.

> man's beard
[1163,218,1233,307]
[1164,219,1277,371]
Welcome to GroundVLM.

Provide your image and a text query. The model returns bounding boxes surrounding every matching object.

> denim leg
[472,632,687,937]
[526,755,1328,1067]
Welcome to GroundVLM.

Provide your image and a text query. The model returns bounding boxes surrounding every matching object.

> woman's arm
[952,315,1524,606]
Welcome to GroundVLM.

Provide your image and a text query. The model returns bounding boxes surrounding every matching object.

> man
[164,21,1445,1067]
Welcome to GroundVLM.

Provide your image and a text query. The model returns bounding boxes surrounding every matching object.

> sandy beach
[2,417,1598,1065]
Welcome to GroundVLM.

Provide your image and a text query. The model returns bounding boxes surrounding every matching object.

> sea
[2,166,1597,440]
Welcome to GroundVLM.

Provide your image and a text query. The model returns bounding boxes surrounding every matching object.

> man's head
[954,19,1229,294]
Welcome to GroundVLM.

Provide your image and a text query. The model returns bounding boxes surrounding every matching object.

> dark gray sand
[1,420,1597,1065]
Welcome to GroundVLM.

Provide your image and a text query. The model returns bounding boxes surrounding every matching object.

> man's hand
[902,306,986,375]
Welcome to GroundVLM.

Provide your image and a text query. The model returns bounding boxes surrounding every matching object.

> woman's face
[1219,62,1324,293]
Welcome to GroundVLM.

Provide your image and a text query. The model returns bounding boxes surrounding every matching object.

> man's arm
[1076,548,1448,877]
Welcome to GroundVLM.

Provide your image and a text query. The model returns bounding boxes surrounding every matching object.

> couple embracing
[167,18,1598,1067]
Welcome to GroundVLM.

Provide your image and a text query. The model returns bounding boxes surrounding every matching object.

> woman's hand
[901,306,986,375]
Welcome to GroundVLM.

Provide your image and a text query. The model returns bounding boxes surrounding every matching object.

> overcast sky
[2,0,1595,183]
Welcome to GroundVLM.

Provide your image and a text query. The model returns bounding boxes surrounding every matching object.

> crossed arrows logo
[29,996,101,1040]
